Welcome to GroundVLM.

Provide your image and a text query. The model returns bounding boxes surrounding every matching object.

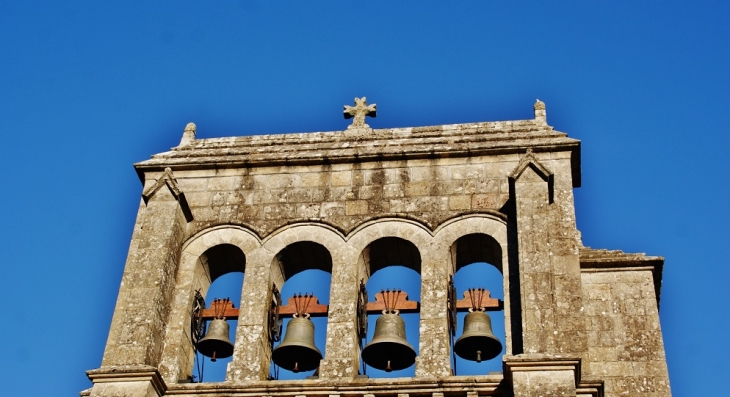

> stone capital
[86,365,167,397]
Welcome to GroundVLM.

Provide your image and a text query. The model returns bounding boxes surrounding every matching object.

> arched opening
[451,234,505,375]
[270,241,333,380]
[191,244,245,383]
[360,237,422,378]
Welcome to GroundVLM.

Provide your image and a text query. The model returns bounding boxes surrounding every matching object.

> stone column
[227,248,275,380]
[319,246,361,379]
[415,242,452,377]
[504,354,581,397]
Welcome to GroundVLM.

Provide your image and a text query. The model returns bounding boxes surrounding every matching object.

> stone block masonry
[83,100,670,397]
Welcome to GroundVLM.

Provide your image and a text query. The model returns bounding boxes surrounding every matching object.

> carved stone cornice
[580,247,665,305]
[503,353,582,386]
[140,167,193,222]
[135,118,580,187]
[86,365,167,396]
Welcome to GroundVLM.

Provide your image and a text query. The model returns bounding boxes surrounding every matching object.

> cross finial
[344,97,377,129]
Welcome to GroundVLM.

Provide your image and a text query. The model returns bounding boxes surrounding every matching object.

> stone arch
[348,218,432,279]
[262,223,346,290]
[347,219,431,376]
[363,236,421,275]
[433,214,512,356]
[251,223,346,378]
[450,234,502,273]
[433,214,508,274]
[158,225,261,385]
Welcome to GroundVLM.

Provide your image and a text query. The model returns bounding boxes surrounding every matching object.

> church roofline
[134,118,581,187]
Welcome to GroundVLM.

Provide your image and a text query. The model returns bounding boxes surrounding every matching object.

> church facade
[83,99,671,397]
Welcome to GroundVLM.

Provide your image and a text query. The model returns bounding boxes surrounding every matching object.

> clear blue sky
[1,1,728,395]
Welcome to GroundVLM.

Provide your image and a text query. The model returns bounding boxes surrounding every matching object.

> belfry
[83,99,671,396]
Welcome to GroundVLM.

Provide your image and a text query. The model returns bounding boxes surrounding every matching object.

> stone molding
[503,354,582,385]
[509,149,555,203]
[508,149,554,182]
[134,119,579,183]
[579,247,665,304]
[502,354,604,397]
[86,365,167,396]
[141,167,194,222]
[163,376,504,396]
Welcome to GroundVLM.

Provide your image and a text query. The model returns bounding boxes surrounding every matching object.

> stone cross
[343,97,376,129]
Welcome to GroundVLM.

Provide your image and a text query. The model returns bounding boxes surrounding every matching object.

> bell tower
[83,99,671,397]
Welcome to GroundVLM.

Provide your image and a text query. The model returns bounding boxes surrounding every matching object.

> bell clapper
[211,351,217,362]
[476,350,481,363]
[293,362,299,373]
[385,360,392,373]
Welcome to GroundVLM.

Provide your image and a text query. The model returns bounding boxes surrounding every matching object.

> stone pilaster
[100,184,188,368]
[415,245,451,377]
[511,153,586,357]
[319,247,361,379]
[227,249,274,380]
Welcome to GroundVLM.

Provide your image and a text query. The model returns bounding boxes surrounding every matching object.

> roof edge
[579,247,665,307]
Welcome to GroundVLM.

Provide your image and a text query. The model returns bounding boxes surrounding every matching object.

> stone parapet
[135,120,580,188]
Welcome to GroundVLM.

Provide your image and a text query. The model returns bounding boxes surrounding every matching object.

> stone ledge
[163,376,504,396]
[576,380,605,397]
[503,354,582,381]
[134,119,580,187]
[579,247,664,306]
[86,365,167,396]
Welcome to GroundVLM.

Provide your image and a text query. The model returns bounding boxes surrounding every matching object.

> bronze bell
[361,313,417,372]
[196,319,234,362]
[272,317,323,372]
[453,311,502,362]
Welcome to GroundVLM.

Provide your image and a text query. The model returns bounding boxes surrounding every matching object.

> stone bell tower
[83,99,671,397]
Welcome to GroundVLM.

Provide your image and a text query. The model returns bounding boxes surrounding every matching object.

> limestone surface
[84,101,670,397]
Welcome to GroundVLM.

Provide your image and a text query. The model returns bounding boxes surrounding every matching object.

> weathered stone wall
[101,185,188,367]
[174,156,519,239]
[582,269,671,396]
[512,153,586,360]
[85,106,670,397]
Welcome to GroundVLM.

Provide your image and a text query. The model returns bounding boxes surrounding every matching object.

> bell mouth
[361,340,417,371]
[272,344,323,372]
[361,313,417,371]
[271,317,324,372]
[453,311,503,362]
[196,319,235,360]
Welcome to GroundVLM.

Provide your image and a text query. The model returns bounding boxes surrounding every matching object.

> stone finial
[178,122,197,147]
[344,97,377,130]
[534,99,546,124]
